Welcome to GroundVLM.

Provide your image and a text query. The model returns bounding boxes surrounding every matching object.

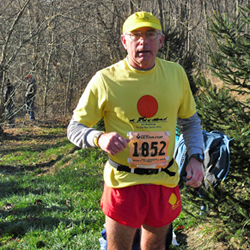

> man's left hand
[185,158,204,188]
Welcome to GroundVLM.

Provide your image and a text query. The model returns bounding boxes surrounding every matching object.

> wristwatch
[93,131,104,147]
[189,153,204,163]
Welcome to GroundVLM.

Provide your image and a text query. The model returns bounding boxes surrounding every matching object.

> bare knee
[105,216,136,250]
[140,223,170,250]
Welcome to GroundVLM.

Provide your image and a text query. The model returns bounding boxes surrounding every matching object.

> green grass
[0,160,105,249]
[0,122,106,249]
[0,121,249,249]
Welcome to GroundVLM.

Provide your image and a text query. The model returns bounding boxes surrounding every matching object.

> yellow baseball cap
[123,12,162,34]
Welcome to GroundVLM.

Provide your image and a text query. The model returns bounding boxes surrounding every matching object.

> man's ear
[159,34,165,49]
[121,35,127,50]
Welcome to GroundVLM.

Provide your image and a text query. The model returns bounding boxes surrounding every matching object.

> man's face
[121,27,165,70]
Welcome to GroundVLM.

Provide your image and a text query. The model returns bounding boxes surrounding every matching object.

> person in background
[67,11,204,250]
[3,79,15,128]
[25,75,36,121]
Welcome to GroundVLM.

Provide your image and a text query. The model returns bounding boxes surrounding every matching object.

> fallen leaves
[3,202,15,211]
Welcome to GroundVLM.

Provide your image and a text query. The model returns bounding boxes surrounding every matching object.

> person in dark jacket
[25,75,36,120]
[3,79,15,128]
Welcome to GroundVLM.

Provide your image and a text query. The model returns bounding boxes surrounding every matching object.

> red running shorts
[101,184,181,228]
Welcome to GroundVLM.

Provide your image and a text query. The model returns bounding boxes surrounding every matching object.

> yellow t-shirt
[73,57,196,188]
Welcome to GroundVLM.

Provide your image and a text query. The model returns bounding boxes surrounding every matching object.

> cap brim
[124,22,162,33]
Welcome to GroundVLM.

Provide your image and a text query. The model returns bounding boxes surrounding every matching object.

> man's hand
[185,158,204,188]
[98,132,130,155]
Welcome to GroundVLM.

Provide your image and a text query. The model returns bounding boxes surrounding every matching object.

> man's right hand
[98,132,130,155]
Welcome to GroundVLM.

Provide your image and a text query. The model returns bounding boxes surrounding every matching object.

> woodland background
[0,0,250,249]
[0,0,248,123]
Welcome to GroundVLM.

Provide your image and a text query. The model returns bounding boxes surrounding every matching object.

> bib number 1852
[132,141,166,157]
[127,131,170,167]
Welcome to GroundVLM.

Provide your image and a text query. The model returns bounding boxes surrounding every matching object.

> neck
[127,57,155,71]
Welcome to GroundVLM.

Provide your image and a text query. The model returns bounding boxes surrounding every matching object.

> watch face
[198,154,204,162]
[198,154,204,161]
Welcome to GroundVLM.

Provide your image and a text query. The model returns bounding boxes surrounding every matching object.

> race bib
[127,131,170,169]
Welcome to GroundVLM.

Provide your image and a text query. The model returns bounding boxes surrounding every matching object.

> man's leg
[30,98,35,120]
[140,223,170,250]
[25,100,30,118]
[105,215,136,250]
[9,106,15,128]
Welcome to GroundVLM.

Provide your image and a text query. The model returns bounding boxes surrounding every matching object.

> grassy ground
[0,120,106,249]
[0,119,249,249]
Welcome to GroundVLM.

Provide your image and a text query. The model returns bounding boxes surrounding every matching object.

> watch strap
[93,131,104,147]
[189,153,204,163]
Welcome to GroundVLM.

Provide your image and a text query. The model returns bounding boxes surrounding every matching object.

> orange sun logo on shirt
[137,95,158,118]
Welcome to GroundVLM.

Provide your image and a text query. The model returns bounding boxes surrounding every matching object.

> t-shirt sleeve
[177,67,196,119]
[72,72,106,127]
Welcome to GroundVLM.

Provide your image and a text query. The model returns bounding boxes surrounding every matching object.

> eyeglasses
[125,30,160,41]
